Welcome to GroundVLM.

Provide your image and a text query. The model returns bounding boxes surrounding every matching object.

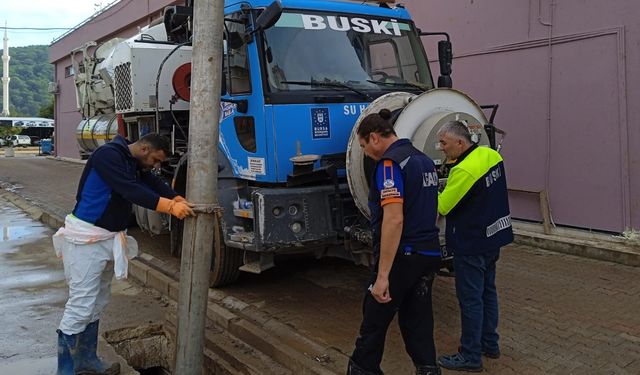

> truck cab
[219,0,433,183]
[150,0,439,284]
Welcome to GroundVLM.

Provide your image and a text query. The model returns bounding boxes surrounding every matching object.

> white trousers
[58,238,115,335]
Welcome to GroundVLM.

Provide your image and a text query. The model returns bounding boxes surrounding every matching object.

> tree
[38,99,54,118]
[0,45,53,116]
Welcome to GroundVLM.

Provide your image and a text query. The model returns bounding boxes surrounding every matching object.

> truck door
[219,11,273,182]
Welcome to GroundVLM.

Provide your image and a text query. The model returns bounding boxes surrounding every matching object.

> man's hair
[357,109,397,141]
[138,133,171,155]
[437,121,473,144]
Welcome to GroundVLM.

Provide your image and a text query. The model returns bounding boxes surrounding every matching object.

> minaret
[2,23,10,116]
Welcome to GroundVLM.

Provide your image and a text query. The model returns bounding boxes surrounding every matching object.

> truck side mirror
[226,31,244,50]
[253,0,283,33]
[419,31,454,88]
[437,40,453,88]
[221,60,227,96]
[221,70,227,95]
[221,39,227,95]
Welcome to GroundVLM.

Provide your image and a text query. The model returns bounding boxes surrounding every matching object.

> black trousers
[351,252,441,375]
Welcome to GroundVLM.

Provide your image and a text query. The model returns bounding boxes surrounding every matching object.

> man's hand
[156,197,196,219]
[370,276,392,303]
[170,200,195,219]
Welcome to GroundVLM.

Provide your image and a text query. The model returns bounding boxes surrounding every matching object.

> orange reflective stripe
[383,159,394,180]
[381,197,403,206]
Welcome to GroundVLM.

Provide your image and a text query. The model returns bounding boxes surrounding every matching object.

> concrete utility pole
[174,0,225,373]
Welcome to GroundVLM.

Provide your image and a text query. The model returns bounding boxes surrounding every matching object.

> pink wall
[404,0,638,233]
[49,0,180,159]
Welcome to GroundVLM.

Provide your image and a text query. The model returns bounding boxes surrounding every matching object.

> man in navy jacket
[436,121,513,372]
[56,133,194,375]
[349,109,442,375]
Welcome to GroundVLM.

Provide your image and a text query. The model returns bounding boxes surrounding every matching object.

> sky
[1,1,116,48]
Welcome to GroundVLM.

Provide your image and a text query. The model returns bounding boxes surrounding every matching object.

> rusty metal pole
[174,0,225,373]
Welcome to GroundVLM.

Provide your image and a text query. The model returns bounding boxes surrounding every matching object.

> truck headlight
[290,222,303,233]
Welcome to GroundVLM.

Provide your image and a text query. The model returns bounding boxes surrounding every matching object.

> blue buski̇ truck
[72,0,501,286]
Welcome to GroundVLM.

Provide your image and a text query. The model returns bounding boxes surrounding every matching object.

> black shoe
[482,349,500,359]
[415,364,441,375]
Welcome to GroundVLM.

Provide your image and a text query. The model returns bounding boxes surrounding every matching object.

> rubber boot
[62,321,120,375]
[57,329,74,375]
[415,364,441,375]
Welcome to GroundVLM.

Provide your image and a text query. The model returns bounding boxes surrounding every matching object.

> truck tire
[169,217,183,257]
[209,214,243,287]
[170,156,242,286]
[169,214,242,287]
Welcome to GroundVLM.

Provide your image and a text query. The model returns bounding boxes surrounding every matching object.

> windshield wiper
[282,80,373,101]
[367,79,428,92]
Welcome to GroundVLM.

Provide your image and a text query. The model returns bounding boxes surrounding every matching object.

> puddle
[0,225,40,242]
[0,205,48,244]
[0,197,66,363]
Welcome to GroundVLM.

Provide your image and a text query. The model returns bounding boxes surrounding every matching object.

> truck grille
[114,62,132,111]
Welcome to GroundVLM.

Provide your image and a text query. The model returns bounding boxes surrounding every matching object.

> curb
[47,155,87,165]
[514,229,640,267]
[512,220,640,267]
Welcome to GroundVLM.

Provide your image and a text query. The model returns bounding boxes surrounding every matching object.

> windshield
[262,11,433,94]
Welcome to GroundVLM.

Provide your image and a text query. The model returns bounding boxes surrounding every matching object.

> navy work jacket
[73,135,176,232]
[438,145,514,255]
[368,139,440,255]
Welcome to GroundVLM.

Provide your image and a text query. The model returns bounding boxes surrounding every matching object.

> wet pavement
[0,197,61,374]
[0,195,170,374]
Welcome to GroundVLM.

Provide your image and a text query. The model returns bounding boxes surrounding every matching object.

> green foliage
[38,98,54,118]
[0,45,53,116]
[0,126,22,138]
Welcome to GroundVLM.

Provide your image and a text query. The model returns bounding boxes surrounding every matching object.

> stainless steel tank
[76,114,118,153]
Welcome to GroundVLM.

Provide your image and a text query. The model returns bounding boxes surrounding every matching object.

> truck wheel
[170,214,242,287]
[169,217,183,257]
[209,214,243,287]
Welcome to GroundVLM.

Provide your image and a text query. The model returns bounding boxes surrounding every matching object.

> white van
[6,135,32,147]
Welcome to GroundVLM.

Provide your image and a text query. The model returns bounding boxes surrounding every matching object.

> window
[369,41,401,80]
[224,13,251,95]
[65,65,75,77]
[234,116,256,153]
[262,11,433,97]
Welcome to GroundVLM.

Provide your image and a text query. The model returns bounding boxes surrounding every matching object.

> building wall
[50,0,637,233]
[403,0,638,233]
[49,0,180,159]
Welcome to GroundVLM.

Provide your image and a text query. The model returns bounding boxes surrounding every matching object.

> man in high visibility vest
[436,121,513,372]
